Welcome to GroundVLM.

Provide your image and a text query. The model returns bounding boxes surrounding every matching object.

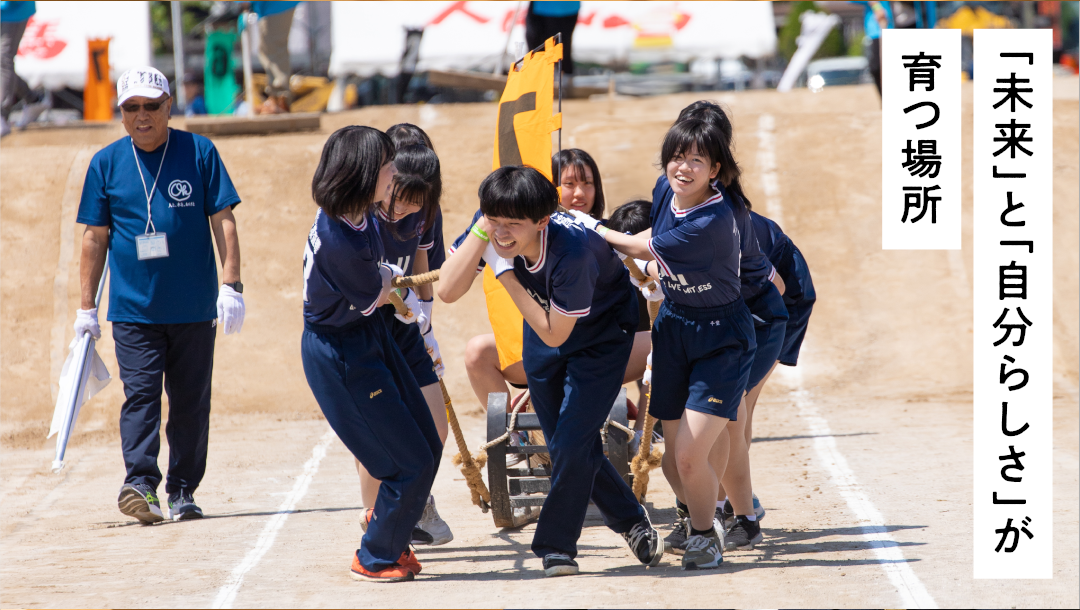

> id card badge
[136,233,169,260]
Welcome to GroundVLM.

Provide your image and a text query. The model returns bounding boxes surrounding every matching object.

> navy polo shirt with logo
[303,209,387,328]
[377,207,445,275]
[451,210,631,323]
[77,129,240,324]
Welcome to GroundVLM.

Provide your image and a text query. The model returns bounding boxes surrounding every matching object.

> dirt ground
[1,79,1077,608]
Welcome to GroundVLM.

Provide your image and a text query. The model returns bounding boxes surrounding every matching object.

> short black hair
[478,166,559,223]
[388,144,442,238]
[606,199,652,234]
[311,125,395,221]
[386,123,434,151]
[552,148,605,220]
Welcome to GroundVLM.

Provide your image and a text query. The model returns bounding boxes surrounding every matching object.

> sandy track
[1,81,1077,608]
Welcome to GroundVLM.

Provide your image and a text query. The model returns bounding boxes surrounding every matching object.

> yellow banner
[486,37,563,370]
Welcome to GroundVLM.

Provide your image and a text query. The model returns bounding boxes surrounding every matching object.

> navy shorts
[649,298,756,422]
[746,282,788,389]
[379,305,439,388]
[779,249,816,366]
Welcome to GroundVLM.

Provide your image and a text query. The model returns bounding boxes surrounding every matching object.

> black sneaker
[542,553,579,577]
[118,483,165,524]
[719,501,735,529]
[664,516,689,555]
[622,513,663,567]
[724,515,763,551]
[168,489,203,521]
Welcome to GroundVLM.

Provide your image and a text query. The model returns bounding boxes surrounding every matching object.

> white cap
[116,67,170,105]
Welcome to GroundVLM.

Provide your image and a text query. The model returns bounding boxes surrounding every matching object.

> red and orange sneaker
[349,551,414,583]
[399,549,422,575]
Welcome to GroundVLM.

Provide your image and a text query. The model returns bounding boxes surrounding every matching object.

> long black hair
[551,148,605,220]
[671,100,752,211]
[311,125,395,221]
[388,144,442,238]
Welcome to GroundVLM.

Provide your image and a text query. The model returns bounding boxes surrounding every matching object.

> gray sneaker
[542,553,579,577]
[681,528,724,570]
[118,483,165,524]
[415,495,453,546]
[168,489,203,521]
[622,513,663,567]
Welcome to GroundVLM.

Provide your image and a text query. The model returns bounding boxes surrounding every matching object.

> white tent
[330,1,776,78]
[12,1,151,90]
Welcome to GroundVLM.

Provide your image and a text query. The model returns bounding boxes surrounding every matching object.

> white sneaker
[415,495,453,546]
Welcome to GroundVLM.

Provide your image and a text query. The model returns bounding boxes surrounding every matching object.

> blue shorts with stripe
[648,298,756,422]
[379,305,439,388]
[746,282,788,389]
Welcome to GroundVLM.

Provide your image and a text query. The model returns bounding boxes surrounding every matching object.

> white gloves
[417,298,434,335]
[480,241,501,269]
[641,283,665,302]
[492,255,514,278]
[394,288,421,324]
[382,262,405,278]
[422,326,445,377]
[629,259,653,288]
[74,308,101,340]
[642,351,653,385]
[217,284,245,334]
[568,209,602,232]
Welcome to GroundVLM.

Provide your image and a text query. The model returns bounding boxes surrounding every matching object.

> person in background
[1,0,46,136]
[525,2,579,82]
[75,67,244,524]
[852,1,894,98]
[183,72,207,117]
[251,1,299,114]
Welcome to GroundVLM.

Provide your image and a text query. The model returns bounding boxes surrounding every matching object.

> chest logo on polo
[168,179,196,208]
[524,286,550,312]
[708,397,723,404]
[370,389,383,399]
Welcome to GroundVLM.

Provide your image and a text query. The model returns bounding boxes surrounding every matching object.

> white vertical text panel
[972,28,1053,580]
[881,29,961,250]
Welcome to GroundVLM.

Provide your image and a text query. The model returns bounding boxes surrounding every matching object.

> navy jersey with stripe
[652,175,774,302]
[377,207,446,274]
[647,182,742,308]
[302,209,386,327]
[751,210,815,302]
[451,210,631,322]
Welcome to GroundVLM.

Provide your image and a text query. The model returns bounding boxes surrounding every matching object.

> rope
[478,389,530,453]
[442,379,491,512]
[630,297,664,500]
[392,269,440,288]
[605,418,635,437]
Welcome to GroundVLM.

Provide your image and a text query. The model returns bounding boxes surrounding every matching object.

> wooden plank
[184,112,321,137]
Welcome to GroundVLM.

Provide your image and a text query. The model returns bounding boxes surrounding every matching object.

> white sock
[743,513,757,522]
[716,499,727,509]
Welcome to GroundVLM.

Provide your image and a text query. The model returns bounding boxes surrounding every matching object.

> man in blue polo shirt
[75,67,245,524]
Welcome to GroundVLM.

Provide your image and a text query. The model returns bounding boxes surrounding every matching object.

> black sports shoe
[168,489,203,521]
[622,513,663,567]
[542,553,579,577]
[720,501,735,529]
[724,515,763,551]
[118,483,165,524]
[664,515,690,555]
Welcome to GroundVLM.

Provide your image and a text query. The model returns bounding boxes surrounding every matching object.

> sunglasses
[121,101,165,113]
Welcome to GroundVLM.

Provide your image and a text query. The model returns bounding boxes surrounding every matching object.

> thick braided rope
[391,269,440,289]
[631,297,664,500]
[441,379,491,511]
[478,389,529,453]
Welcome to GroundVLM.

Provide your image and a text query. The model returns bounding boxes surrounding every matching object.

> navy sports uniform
[646,182,756,422]
[751,211,816,366]
[301,209,441,572]
[652,175,785,391]
[375,208,445,388]
[452,212,646,559]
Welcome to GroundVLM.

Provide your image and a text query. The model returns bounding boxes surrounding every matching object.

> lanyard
[131,130,170,235]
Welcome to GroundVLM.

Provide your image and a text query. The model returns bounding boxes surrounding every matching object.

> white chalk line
[779,365,938,609]
[211,428,336,609]
[756,113,783,226]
